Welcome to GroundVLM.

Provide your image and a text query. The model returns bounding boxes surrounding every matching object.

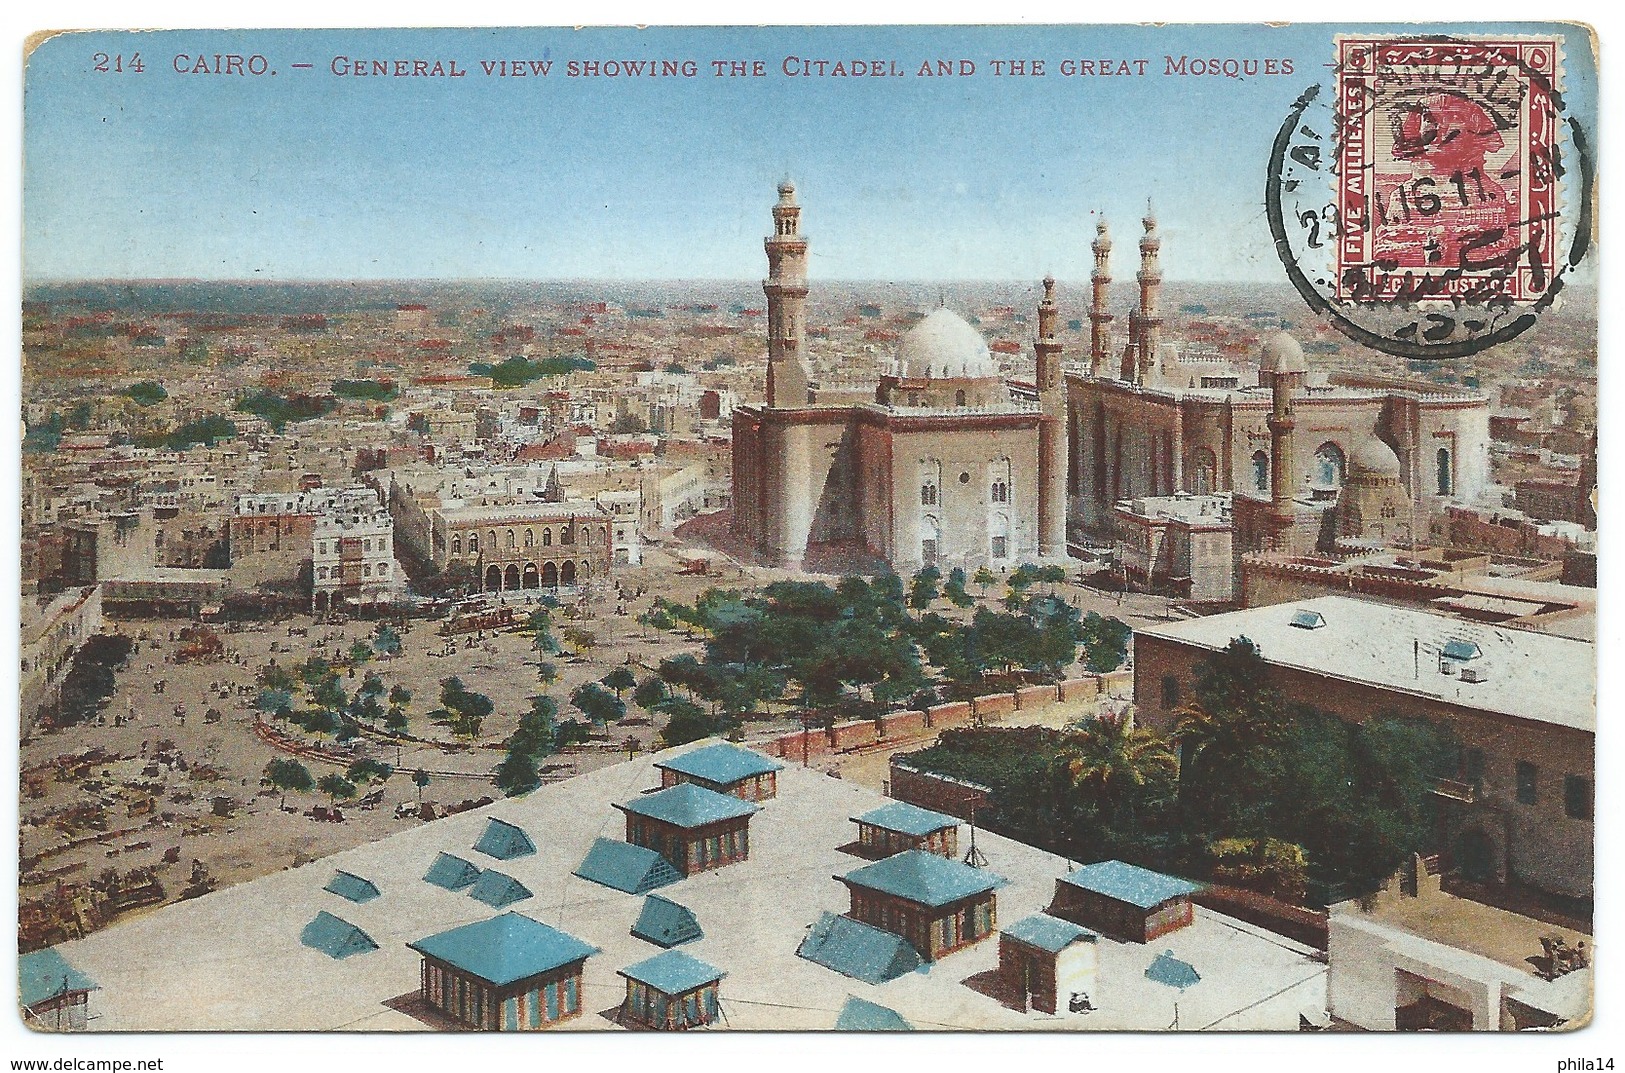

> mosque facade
[731,184,1492,575]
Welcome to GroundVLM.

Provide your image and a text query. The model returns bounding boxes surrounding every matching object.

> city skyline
[25,23,1597,284]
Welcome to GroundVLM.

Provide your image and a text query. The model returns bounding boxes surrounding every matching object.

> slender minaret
[1089,219,1113,377]
[1267,362,1297,522]
[763,180,811,407]
[1134,200,1163,382]
[1034,275,1066,557]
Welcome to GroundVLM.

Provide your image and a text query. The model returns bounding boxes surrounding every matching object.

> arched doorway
[1457,829,1495,883]
[504,565,521,591]
[522,563,539,589]
[1437,447,1453,495]
[541,561,559,587]
[560,560,577,586]
[1251,450,1270,493]
[485,565,502,592]
[1192,448,1217,495]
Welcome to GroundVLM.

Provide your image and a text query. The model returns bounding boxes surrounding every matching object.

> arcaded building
[731,182,1067,574]
[1066,214,1491,540]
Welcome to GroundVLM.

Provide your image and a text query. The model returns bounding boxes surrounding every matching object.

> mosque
[730,184,1491,574]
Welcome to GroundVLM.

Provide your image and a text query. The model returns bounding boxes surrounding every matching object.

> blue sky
[23,23,1598,282]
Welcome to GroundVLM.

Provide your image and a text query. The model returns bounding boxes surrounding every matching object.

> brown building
[616,783,758,877]
[407,912,598,1031]
[997,913,1099,1015]
[731,183,1066,573]
[617,950,724,1030]
[1133,596,1594,900]
[654,743,783,802]
[851,801,960,859]
[1047,860,1200,944]
[837,850,1004,961]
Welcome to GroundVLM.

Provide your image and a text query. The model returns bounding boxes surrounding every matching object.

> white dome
[1349,437,1402,476]
[894,309,999,379]
[1259,331,1307,375]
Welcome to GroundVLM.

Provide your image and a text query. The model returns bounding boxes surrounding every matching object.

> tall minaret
[763,180,811,407]
[1089,219,1113,377]
[1268,359,1297,522]
[1134,200,1164,382]
[1034,275,1066,557]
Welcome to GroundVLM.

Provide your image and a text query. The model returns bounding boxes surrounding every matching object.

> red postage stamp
[1334,36,1564,304]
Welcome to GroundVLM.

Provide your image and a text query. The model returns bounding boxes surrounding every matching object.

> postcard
[18,22,1597,1036]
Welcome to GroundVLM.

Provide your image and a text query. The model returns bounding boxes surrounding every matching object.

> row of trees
[905,638,1455,902]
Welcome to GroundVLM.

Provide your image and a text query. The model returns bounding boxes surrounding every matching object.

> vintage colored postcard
[17,22,1597,1039]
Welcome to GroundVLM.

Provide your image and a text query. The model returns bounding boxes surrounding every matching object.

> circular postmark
[1266,34,1593,361]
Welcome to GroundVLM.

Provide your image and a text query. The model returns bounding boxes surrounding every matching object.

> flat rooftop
[49,740,1326,1032]
[1137,596,1594,733]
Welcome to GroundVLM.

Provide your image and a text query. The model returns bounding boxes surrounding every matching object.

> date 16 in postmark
[1268,34,1593,360]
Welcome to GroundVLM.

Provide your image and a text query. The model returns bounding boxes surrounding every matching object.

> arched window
[990,513,1010,560]
[451,535,461,555]
[524,528,534,547]
[1314,442,1346,487]
[955,389,967,407]
[920,515,940,568]
[1252,451,1269,493]
[317,566,328,580]
[1437,447,1452,496]
[561,525,575,545]
[991,481,1009,504]
[921,483,938,506]
[542,528,552,547]
[363,564,372,577]
[487,530,498,552]
[506,529,516,549]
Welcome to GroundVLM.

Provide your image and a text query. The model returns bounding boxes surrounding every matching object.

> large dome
[1349,437,1402,476]
[1259,331,1308,375]
[894,309,999,379]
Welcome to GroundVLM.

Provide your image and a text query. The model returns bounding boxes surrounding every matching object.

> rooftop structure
[631,895,703,949]
[43,743,1329,1031]
[851,801,960,859]
[654,743,784,801]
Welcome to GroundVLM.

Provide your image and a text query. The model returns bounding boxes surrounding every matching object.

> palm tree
[1064,713,1176,823]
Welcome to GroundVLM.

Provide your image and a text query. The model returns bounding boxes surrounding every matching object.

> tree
[348,640,373,665]
[973,566,998,595]
[909,567,941,610]
[439,677,493,740]
[1065,714,1177,827]
[633,676,669,710]
[372,625,402,657]
[536,660,559,686]
[561,626,597,656]
[943,567,974,608]
[347,757,394,785]
[601,666,637,700]
[495,749,541,797]
[317,773,358,809]
[510,695,558,759]
[310,674,347,713]
[529,609,558,658]
[257,689,294,718]
[262,758,314,809]
[412,768,431,803]
[572,682,625,725]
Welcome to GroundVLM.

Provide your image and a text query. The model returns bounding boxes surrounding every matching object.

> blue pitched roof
[409,913,598,986]
[796,912,924,985]
[1442,639,1482,661]
[835,996,914,1032]
[574,838,683,894]
[656,742,784,784]
[474,818,537,860]
[468,869,533,908]
[1061,860,1202,909]
[424,852,482,891]
[300,911,379,960]
[618,949,724,995]
[631,895,703,948]
[18,948,97,1008]
[1145,950,1201,990]
[1003,913,1097,953]
[617,782,758,828]
[854,801,958,837]
[841,850,1004,908]
[324,870,381,903]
